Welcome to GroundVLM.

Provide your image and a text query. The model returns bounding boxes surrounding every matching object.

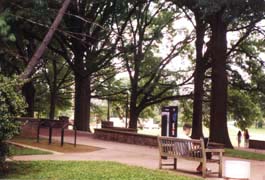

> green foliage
[195,0,265,23]
[2,161,201,180]
[90,67,128,121]
[0,75,26,164]
[225,148,265,161]
[0,75,26,142]
[0,15,15,42]
[139,106,158,120]
[228,89,262,130]
[180,88,262,131]
[91,104,107,122]
[119,0,192,125]
[229,35,265,128]
[34,55,73,118]
[179,99,211,128]
[179,100,193,123]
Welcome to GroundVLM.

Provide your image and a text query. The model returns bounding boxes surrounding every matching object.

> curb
[7,141,63,155]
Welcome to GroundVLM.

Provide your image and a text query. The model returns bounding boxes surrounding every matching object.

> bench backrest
[157,136,205,159]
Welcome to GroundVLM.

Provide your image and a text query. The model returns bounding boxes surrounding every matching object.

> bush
[0,75,26,169]
[257,120,263,128]
[228,89,262,130]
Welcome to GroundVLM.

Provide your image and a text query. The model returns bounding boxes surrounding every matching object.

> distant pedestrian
[243,129,250,148]
[237,130,242,147]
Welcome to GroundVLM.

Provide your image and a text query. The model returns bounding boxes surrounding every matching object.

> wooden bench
[157,136,224,178]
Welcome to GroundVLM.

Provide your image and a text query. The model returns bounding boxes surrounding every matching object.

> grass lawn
[11,137,102,153]
[9,144,52,156]
[225,148,265,161]
[1,161,201,180]
[247,126,265,136]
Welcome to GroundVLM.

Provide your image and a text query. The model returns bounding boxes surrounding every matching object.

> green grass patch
[9,144,52,156]
[248,127,265,135]
[1,161,201,180]
[225,148,265,161]
[11,137,101,153]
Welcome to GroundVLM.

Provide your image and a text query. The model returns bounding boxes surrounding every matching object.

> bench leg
[219,153,223,178]
[37,127,40,143]
[159,157,162,169]
[174,158,177,170]
[48,127,52,144]
[202,162,206,178]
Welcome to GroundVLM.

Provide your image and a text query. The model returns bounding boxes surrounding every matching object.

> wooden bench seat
[157,136,224,178]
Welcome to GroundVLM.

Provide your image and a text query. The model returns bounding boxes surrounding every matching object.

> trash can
[224,160,250,179]
[101,121,113,128]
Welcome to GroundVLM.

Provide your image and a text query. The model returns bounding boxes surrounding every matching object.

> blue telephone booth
[161,106,178,137]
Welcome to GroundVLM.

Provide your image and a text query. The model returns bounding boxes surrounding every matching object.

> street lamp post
[107,98,110,121]
[125,92,129,128]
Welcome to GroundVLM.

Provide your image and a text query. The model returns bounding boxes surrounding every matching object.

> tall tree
[190,10,207,139]
[172,0,213,139]
[205,0,265,147]
[121,1,193,129]
[46,0,138,131]
[4,0,137,130]
[208,7,231,146]
[41,54,73,119]
[174,0,265,147]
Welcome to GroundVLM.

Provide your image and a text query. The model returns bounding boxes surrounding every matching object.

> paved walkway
[13,131,265,180]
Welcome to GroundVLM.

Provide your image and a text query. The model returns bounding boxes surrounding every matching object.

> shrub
[0,75,26,169]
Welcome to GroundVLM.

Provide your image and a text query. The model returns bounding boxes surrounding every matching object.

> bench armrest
[205,148,224,153]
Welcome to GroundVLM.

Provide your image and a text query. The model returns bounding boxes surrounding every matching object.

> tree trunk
[129,103,139,129]
[22,81,35,117]
[74,74,91,131]
[49,91,56,120]
[129,73,139,129]
[20,0,72,79]
[49,59,57,120]
[191,13,206,139]
[209,11,233,148]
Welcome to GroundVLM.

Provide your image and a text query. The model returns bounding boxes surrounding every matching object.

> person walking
[237,130,242,147]
[243,129,250,148]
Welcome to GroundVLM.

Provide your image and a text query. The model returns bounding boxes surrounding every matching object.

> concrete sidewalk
[12,131,265,180]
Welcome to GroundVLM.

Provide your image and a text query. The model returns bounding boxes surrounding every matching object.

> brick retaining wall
[106,127,137,133]
[249,139,265,150]
[94,128,158,146]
